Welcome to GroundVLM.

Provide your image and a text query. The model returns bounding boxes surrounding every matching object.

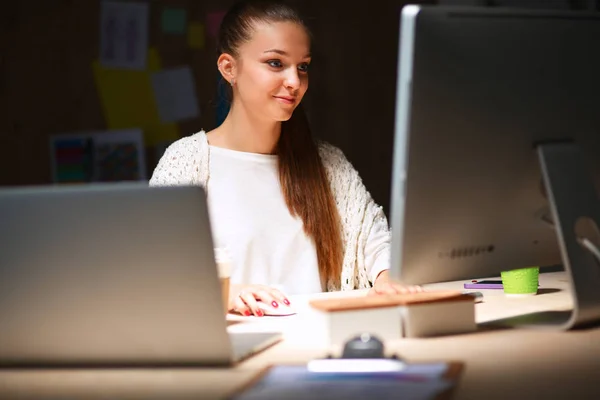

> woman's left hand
[368,270,423,296]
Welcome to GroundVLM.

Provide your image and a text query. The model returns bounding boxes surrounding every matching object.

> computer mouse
[256,300,297,316]
[341,333,385,359]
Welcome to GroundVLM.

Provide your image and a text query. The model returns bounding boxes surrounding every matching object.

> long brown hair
[217,0,343,288]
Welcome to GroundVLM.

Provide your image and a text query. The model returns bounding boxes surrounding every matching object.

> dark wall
[299,0,436,214]
[0,0,437,217]
[3,0,590,215]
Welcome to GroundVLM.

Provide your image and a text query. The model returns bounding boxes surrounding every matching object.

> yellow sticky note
[147,47,162,72]
[145,124,180,148]
[188,22,205,49]
[92,60,179,146]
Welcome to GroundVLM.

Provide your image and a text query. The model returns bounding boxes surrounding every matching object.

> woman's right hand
[229,284,291,317]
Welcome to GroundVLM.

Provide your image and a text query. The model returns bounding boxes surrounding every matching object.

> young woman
[150,0,421,317]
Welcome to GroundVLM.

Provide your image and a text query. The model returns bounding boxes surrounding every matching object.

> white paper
[100,1,149,70]
[151,66,200,123]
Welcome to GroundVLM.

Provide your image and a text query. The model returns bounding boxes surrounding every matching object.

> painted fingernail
[244,310,251,316]
[283,299,290,305]
[271,301,279,308]
[256,310,264,317]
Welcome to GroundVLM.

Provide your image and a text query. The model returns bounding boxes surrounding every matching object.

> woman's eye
[267,60,283,68]
[298,63,310,73]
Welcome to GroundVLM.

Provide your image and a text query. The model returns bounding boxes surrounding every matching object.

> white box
[304,291,476,346]
[304,306,402,347]
[400,299,476,338]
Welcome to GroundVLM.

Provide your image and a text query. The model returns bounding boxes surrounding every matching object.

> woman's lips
[274,96,295,105]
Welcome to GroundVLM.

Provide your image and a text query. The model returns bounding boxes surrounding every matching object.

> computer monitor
[389,5,600,329]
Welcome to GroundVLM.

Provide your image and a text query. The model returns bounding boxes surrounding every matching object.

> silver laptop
[0,183,281,366]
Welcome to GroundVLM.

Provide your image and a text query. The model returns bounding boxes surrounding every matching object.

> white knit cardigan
[149,130,391,292]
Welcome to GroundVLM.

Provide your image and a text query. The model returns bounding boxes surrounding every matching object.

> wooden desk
[1,272,599,399]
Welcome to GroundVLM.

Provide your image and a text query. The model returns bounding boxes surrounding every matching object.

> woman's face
[233,21,311,122]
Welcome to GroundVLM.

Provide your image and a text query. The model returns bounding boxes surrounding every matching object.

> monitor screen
[389,5,600,287]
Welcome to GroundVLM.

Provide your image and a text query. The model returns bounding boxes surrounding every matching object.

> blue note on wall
[161,7,187,34]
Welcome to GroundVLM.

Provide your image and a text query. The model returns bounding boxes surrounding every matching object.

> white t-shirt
[207,145,323,295]
[150,131,393,292]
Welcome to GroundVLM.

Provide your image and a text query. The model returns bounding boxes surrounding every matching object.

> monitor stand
[488,141,600,330]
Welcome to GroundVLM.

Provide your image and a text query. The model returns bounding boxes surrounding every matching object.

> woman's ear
[217,53,236,86]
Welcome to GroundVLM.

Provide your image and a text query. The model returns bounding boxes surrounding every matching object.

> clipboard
[226,361,465,400]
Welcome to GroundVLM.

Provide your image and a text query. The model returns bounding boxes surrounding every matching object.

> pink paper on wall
[207,11,226,37]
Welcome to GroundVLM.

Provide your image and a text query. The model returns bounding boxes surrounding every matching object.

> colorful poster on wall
[50,129,147,183]
[93,129,147,181]
[50,136,94,183]
[100,1,149,70]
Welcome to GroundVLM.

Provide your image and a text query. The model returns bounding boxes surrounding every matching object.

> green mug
[501,267,539,297]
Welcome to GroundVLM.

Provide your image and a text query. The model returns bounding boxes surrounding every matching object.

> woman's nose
[284,71,300,90]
